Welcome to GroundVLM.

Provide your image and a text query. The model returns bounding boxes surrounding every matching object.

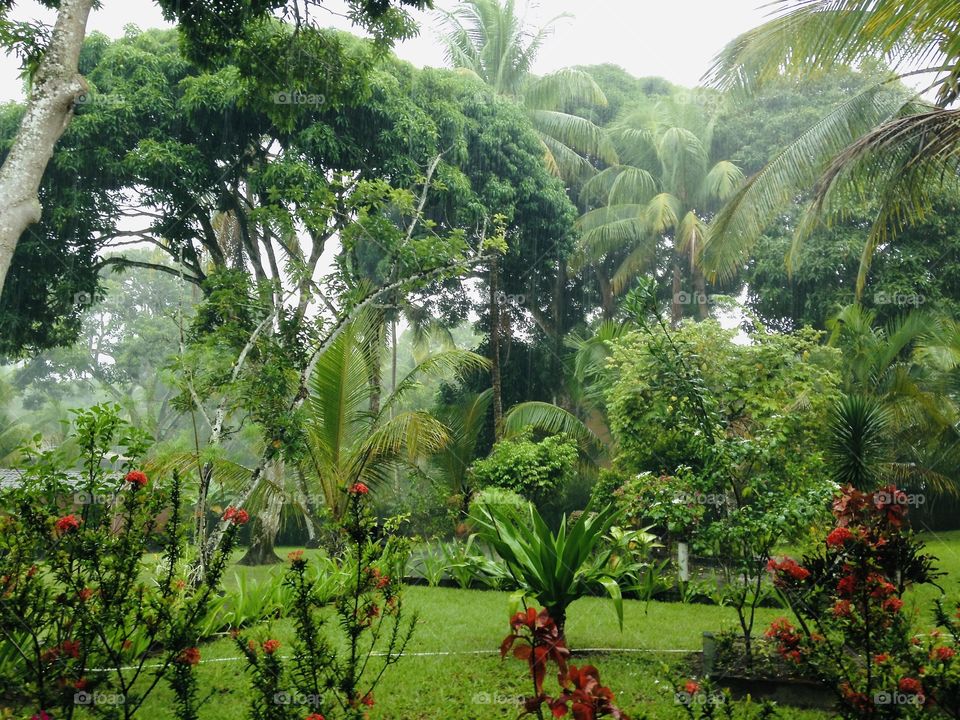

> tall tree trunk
[368,311,385,416]
[239,460,284,566]
[596,268,615,320]
[693,265,709,321]
[489,255,504,441]
[671,263,683,328]
[0,0,94,294]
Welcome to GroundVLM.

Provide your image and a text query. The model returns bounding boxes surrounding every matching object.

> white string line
[85,647,694,673]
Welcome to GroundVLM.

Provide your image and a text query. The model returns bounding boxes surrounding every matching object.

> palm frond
[701,82,909,282]
[503,401,602,457]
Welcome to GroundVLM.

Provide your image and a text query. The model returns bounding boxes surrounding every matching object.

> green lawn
[127,584,827,720]
[120,533,960,719]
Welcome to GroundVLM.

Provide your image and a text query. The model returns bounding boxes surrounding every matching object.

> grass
[127,580,828,719]
[89,531,960,719]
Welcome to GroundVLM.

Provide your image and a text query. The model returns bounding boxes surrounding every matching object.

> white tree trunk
[0,0,94,294]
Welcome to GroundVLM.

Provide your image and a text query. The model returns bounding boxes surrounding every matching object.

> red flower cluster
[826,526,854,547]
[41,640,81,663]
[833,599,853,618]
[304,714,326,720]
[898,677,923,695]
[765,617,803,663]
[348,482,369,496]
[262,639,281,655]
[836,574,857,597]
[223,507,250,525]
[932,646,956,662]
[124,470,148,488]
[78,587,94,602]
[766,557,810,587]
[684,680,700,695]
[370,567,390,589]
[177,647,201,666]
[55,514,81,534]
[882,597,904,613]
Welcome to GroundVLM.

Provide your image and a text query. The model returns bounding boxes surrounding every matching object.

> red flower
[684,680,700,695]
[124,470,148,488]
[287,549,305,563]
[361,693,374,707]
[883,597,904,613]
[932,646,956,662]
[78,587,94,602]
[826,527,854,547]
[177,647,201,666]
[833,600,852,617]
[349,482,369,496]
[899,677,923,695]
[836,574,857,597]
[262,639,281,655]
[304,715,326,720]
[767,557,810,586]
[30,712,51,720]
[55,514,81,534]
[874,653,889,664]
[223,507,249,525]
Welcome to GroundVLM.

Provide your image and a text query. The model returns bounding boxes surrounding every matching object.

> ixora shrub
[236,482,416,720]
[472,501,623,637]
[500,607,629,720]
[764,485,959,718]
[0,404,243,720]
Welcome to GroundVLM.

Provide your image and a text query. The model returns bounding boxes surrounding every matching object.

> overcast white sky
[0,0,772,101]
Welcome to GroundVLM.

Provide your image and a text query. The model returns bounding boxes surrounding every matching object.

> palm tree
[701,0,960,296]
[301,314,488,522]
[437,0,618,184]
[825,304,960,493]
[575,97,743,320]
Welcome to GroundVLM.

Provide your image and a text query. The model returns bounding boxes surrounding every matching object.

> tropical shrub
[472,502,624,636]
[469,430,579,504]
[764,484,953,718]
[0,404,241,720]
[237,483,416,720]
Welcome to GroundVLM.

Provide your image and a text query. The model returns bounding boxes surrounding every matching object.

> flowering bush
[237,482,415,720]
[500,607,629,719]
[763,484,956,718]
[0,404,240,719]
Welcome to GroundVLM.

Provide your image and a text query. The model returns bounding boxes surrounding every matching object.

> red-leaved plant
[501,607,629,719]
